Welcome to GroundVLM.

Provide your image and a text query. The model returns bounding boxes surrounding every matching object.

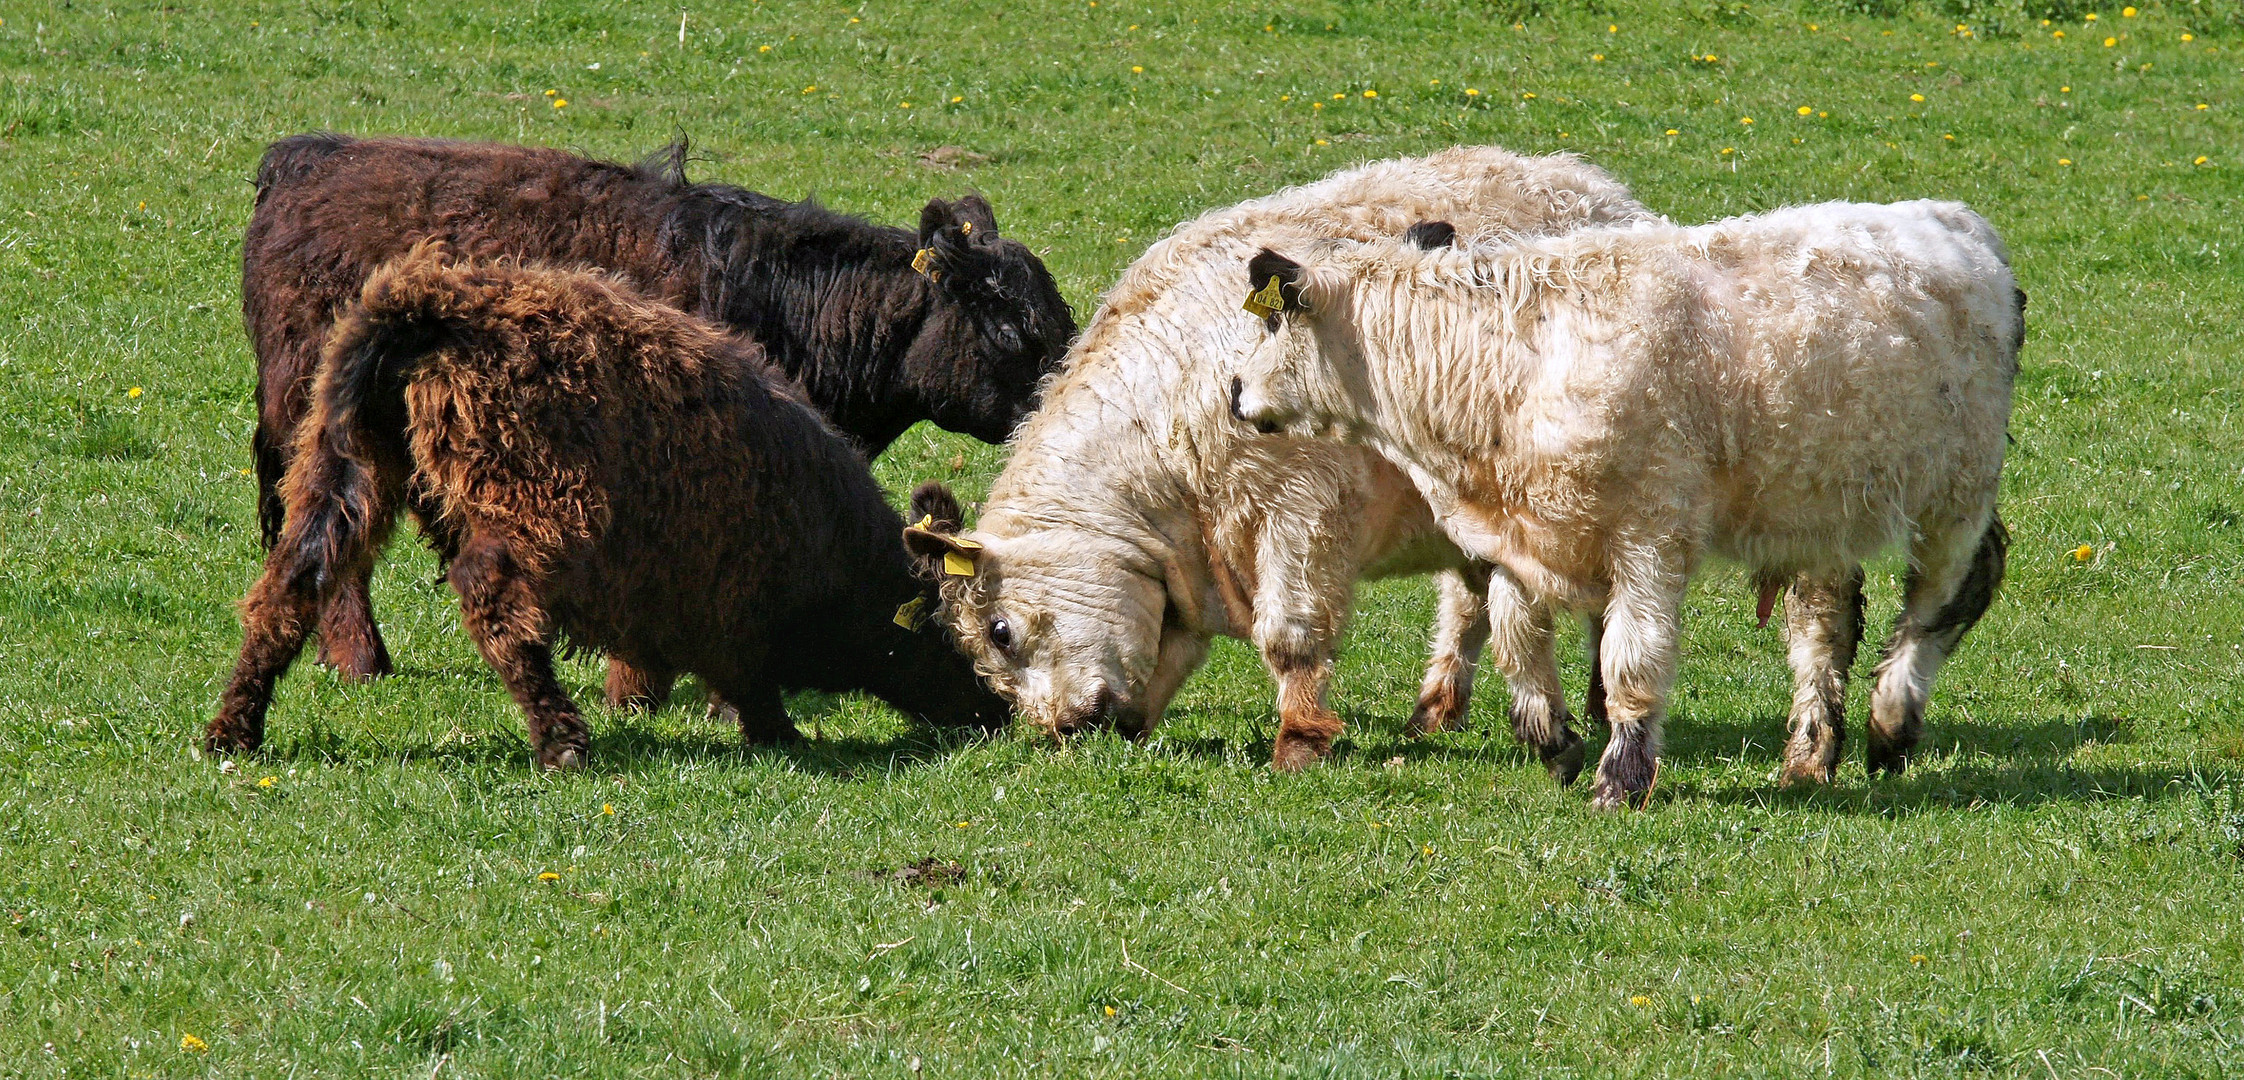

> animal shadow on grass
[253,675,993,779]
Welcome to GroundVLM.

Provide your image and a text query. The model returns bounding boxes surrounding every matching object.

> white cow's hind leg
[1590,554,1685,810]
[1484,566,1586,785]
[1778,567,1867,786]
[1409,564,1494,736]
[1868,514,2008,775]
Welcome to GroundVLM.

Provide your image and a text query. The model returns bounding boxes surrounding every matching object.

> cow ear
[1403,220,1458,249]
[951,194,1001,237]
[918,198,961,247]
[1244,249,1307,318]
[910,481,966,533]
[903,482,984,579]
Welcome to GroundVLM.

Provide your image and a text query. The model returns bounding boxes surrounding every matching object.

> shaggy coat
[1229,200,2022,805]
[905,146,1653,772]
[209,245,1007,768]
[243,133,1075,688]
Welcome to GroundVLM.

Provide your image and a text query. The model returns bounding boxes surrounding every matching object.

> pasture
[4,0,2244,1074]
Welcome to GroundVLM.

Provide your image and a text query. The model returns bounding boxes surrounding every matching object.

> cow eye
[988,617,1015,654]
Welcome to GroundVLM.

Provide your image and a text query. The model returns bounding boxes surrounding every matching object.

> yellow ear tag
[1244,274,1286,319]
[940,534,984,577]
[912,247,940,281]
[959,220,973,235]
[913,514,935,531]
[893,595,930,630]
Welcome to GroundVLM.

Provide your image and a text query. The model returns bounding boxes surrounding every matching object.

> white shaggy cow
[1228,200,2021,806]
[904,147,1653,772]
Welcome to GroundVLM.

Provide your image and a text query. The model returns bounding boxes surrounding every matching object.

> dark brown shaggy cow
[208,243,1008,768]
[243,132,1075,690]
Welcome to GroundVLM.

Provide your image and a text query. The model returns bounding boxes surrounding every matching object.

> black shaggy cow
[243,132,1075,690]
[210,244,1008,768]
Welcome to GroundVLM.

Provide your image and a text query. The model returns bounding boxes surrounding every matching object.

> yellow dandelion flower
[1132,65,1144,73]
[1281,94,1291,101]
[2196,155,2211,165]
[180,1033,209,1053]
[1592,53,1604,61]
[539,871,561,882]
[1721,146,1735,154]
[951,95,963,103]
[1465,88,1480,96]
[1332,92,1346,100]
[1523,91,1537,99]
[1944,133,1955,140]
[899,101,911,108]
[2062,85,2072,92]
[1819,111,1828,117]
[1312,101,1323,109]
[1703,53,1717,62]
[1740,116,1754,124]
[544,89,557,96]
[802,85,818,93]
[759,44,771,53]
[1911,93,1926,102]
[127,386,144,398]
[1363,89,1377,98]
[2182,33,2194,41]
[1422,844,1434,855]
[552,98,568,108]
[954,820,972,828]
[1629,995,1651,1006]
[848,16,860,23]
[1609,23,1619,32]
[1665,128,1679,135]
[2054,30,2065,37]
[1798,105,1813,116]
[1429,80,1439,86]
[2085,11,2098,20]
[2059,157,2073,165]
[2198,103,2210,110]
[257,775,276,788]
[2104,36,2117,46]
[1315,138,1329,145]
[602,803,615,815]
[2123,5,2137,14]
[1809,22,1819,30]
[1910,953,1930,964]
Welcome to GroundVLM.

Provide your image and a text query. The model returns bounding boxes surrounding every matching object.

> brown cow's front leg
[313,562,395,679]
[1408,564,1494,736]
[448,533,587,770]
[604,657,676,712]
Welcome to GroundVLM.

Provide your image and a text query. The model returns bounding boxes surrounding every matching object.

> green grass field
[6,0,2244,1074]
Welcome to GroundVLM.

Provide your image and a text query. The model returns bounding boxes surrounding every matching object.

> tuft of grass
[3,0,2243,1076]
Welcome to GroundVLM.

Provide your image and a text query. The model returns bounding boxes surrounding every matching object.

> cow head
[1229,222,1456,440]
[908,196,1077,443]
[903,482,1168,737]
[1227,247,1366,440]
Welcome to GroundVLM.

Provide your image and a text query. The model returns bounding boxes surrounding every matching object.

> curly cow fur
[209,244,1007,768]
[242,133,1075,691]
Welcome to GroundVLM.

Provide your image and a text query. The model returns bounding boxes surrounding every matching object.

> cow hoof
[538,743,587,771]
[1406,688,1469,737]
[316,646,394,682]
[1588,779,1647,812]
[203,723,262,756]
[1864,739,1911,777]
[1777,761,1835,788]
[1270,733,1332,773]
[1541,734,1586,787]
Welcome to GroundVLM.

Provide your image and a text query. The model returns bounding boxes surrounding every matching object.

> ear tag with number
[1243,274,1286,319]
[893,595,931,630]
[959,220,973,235]
[941,535,984,577]
[912,248,940,281]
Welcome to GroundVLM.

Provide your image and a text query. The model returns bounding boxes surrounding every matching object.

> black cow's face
[910,196,1076,444]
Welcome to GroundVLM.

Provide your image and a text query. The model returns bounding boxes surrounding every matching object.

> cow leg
[1868,514,2007,776]
[208,540,341,755]
[1582,611,1609,729]
[1483,565,1585,785]
[313,568,394,680]
[604,657,677,712]
[447,532,587,771]
[1122,627,1211,740]
[1408,564,1494,736]
[1778,567,1867,786]
[1268,651,1343,773]
[725,681,798,745]
[1589,555,1686,811]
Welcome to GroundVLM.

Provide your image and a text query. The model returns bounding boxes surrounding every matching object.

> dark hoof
[537,743,586,772]
[1778,760,1836,788]
[1271,732,1333,773]
[316,648,393,681]
[1864,735,1913,777]
[1406,690,1469,737]
[1541,732,1586,787]
[204,722,261,755]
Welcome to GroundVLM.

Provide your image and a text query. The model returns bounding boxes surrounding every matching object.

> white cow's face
[906,500,1168,736]
[1227,249,1369,441]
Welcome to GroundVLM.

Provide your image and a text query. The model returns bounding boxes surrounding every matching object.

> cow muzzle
[1052,685,1147,739]
[1229,376,1282,435]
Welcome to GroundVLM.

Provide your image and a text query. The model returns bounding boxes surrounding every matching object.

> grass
[4,0,2244,1074]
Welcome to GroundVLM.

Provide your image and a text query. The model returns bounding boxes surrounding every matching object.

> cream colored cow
[906,147,1652,772]
[1229,200,2021,806]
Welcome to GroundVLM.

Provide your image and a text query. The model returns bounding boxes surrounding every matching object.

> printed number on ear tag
[1243,274,1285,319]
[912,248,940,281]
[894,595,931,630]
[942,551,977,577]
